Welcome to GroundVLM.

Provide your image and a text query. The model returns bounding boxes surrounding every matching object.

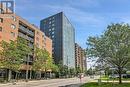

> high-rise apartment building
[75,43,87,72]
[40,12,75,68]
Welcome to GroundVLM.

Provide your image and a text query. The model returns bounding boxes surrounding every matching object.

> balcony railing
[18,32,34,42]
[19,25,34,36]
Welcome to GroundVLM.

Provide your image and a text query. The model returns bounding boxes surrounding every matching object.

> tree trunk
[8,69,12,82]
[15,72,18,81]
[26,69,29,82]
[29,70,32,80]
[39,71,41,79]
[45,69,47,79]
[118,67,122,84]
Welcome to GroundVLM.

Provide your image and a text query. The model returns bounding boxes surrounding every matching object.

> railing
[19,25,34,36]
[18,32,34,42]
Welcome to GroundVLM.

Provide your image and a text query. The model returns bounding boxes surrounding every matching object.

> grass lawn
[81,82,130,87]
[100,78,130,81]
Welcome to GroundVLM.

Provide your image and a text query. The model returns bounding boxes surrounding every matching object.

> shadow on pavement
[59,83,82,87]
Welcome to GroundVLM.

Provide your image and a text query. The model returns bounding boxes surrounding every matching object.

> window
[52,20,55,23]
[42,40,44,43]
[44,43,46,46]
[36,37,39,41]
[0,27,2,32]
[52,23,55,26]
[52,17,55,19]
[49,21,51,24]
[44,37,46,41]
[49,18,51,20]
[52,27,55,31]
[0,8,3,14]
[44,20,46,24]
[12,16,16,21]
[42,34,45,38]
[11,24,16,29]
[11,32,15,37]
[36,43,39,47]
[37,31,39,35]
[52,35,54,38]
[42,46,45,49]
[52,31,54,34]
[49,25,51,28]
[49,29,51,31]
[0,18,3,23]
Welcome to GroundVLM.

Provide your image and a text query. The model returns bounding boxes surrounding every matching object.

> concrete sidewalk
[0,77,95,87]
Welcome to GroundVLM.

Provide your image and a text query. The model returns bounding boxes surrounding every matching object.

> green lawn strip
[81,82,130,87]
[101,78,130,81]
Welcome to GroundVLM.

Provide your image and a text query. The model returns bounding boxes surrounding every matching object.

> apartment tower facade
[75,43,87,72]
[40,12,75,68]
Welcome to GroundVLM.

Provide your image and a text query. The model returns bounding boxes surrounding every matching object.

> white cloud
[40,4,105,28]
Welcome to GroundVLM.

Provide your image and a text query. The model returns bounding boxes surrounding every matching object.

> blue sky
[15,0,130,49]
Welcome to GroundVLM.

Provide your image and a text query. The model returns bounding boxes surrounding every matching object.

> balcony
[19,25,34,37]
[18,32,34,43]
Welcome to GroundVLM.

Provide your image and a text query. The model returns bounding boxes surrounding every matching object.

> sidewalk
[0,77,81,87]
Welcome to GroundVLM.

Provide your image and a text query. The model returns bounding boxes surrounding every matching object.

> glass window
[11,24,16,29]
[52,23,55,26]
[52,31,54,34]
[52,20,55,23]
[0,27,2,32]
[49,21,51,24]
[0,8,3,14]
[44,37,46,41]
[36,37,39,41]
[36,43,39,47]
[44,20,46,24]
[52,17,55,19]
[49,18,51,20]
[42,40,44,43]
[49,28,51,31]
[37,31,39,35]
[52,35,54,38]
[49,25,51,28]
[12,16,16,21]
[42,34,45,40]
[52,27,54,31]
[0,18,3,23]
[11,32,15,37]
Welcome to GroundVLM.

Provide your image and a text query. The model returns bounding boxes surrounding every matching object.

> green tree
[0,37,31,81]
[76,66,82,75]
[87,23,130,84]
[33,47,53,79]
[69,68,76,77]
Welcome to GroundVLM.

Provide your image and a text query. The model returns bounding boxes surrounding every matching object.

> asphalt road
[0,77,94,87]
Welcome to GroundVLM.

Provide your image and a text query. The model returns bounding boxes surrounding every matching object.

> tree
[76,66,82,75]
[0,37,31,81]
[87,23,130,84]
[69,68,76,77]
[33,47,54,79]
[33,47,45,79]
